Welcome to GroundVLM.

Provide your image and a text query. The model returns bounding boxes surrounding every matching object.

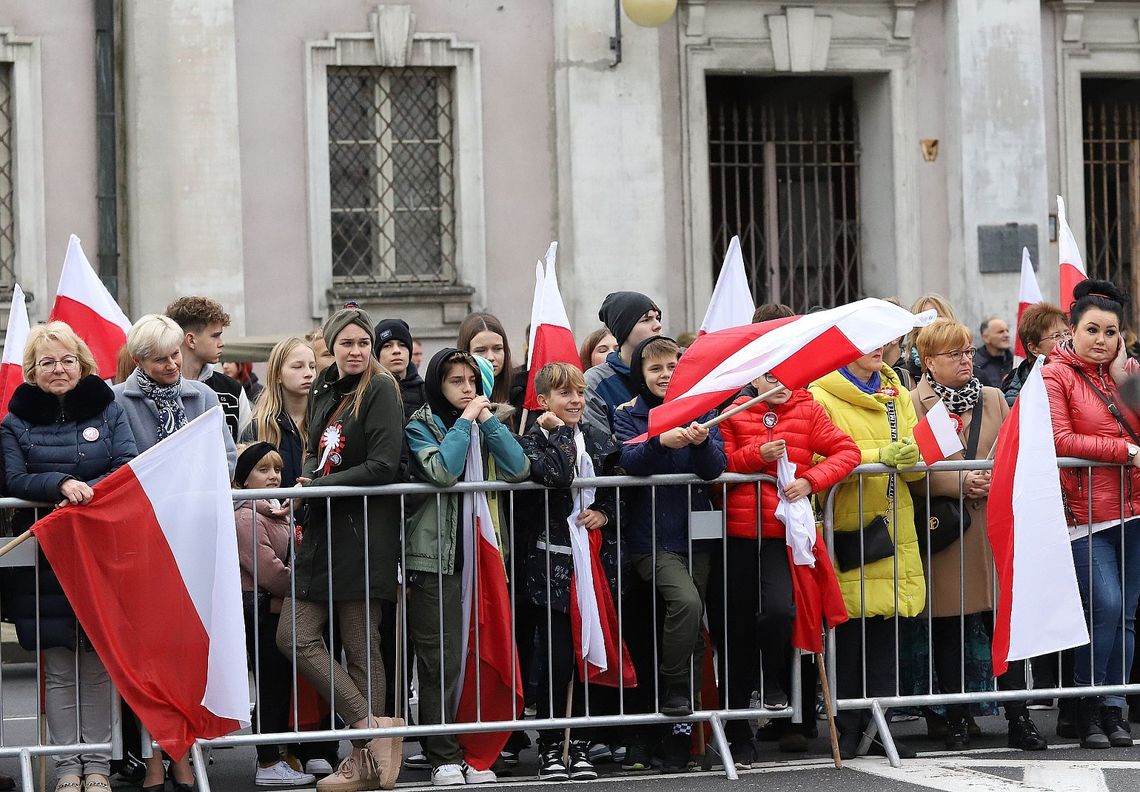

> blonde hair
[910,293,957,321]
[251,337,312,453]
[22,322,97,382]
[233,443,283,488]
[126,314,184,361]
[535,362,586,395]
[915,318,972,368]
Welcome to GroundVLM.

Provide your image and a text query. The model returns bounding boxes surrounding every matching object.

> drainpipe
[94,0,120,299]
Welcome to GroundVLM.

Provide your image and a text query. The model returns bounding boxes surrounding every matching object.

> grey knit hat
[323,306,376,349]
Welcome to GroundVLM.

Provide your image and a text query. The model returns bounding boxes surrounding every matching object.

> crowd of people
[2,278,1140,792]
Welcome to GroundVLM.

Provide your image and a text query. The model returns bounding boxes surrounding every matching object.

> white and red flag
[49,235,131,379]
[31,408,249,758]
[638,298,934,440]
[1014,247,1043,359]
[986,358,1089,676]
[699,235,755,334]
[912,398,965,465]
[454,411,524,771]
[0,284,30,419]
[1057,196,1088,314]
[524,242,580,410]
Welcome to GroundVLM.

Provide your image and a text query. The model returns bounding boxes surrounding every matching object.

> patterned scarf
[134,369,188,441]
[925,371,982,416]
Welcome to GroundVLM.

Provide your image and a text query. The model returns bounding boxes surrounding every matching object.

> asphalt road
[1,663,1138,791]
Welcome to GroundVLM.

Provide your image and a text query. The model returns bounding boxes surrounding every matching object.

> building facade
[0,0,1137,349]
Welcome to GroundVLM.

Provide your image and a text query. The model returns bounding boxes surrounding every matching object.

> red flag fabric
[788,540,849,653]
[1057,196,1087,313]
[912,398,965,465]
[640,299,933,440]
[525,243,580,410]
[569,528,637,688]
[1014,247,1043,358]
[49,235,131,379]
[0,284,30,419]
[31,409,248,759]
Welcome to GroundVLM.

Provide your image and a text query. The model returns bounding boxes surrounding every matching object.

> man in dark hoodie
[583,291,663,435]
[375,318,426,421]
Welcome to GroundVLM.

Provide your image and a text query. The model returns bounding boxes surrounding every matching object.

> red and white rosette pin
[318,423,345,475]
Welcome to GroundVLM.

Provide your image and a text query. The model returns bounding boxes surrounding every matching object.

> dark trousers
[834,617,898,738]
[929,615,1027,721]
[245,605,292,763]
[709,538,795,743]
[535,611,606,748]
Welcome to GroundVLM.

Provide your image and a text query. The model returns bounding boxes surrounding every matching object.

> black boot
[944,707,970,750]
[1078,696,1111,749]
[1007,712,1047,751]
[1100,705,1133,748]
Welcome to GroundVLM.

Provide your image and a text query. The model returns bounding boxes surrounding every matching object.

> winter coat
[0,376,137,650]
[404,403,530,577]
[399,363,427,422]
[234,499,293,614]
[911,377,1008,617]
[613,397,726,553]
[113,370,237,472]
[720,389,860,540]
[1041,342,1140,529]
[583,352,635,435]
[294,365,404,601]
[517,422,620,613]
[241,411,305,487]
[808,366,926,619]
[1002,358,1033,406]
[973,346,1013,390]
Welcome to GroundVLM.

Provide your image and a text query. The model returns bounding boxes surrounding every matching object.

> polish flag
[454,424,524,771]
[639,299,935,440]
[986,359,1089,676]
[524,242,580,410]
[0,284,30,419]
[49,235,131,379]
[1014,247,1043,359]
[699,236,756,334]
[912,399,965,465]
[1057,196,1087,313]
[30,409,249,758]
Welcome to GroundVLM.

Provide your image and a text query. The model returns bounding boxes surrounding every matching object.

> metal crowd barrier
[1,460,1138,788]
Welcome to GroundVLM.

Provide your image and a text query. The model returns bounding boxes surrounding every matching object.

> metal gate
[707,76,861,312]
[1083,78,1140,324]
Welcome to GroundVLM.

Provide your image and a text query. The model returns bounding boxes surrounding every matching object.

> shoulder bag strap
[962,398,985,460]
[1072,367,1140,446]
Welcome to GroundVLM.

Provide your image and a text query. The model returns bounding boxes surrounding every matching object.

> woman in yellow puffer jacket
[809,347,926,759]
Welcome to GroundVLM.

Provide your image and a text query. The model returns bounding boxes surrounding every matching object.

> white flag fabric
[913,398,965,465]
[567,430,606,670]
[0,283,30,419]
[775,454,817,567]
[699,236,756,334]
[1015,247,1043,358]
[1057,196,1087,312]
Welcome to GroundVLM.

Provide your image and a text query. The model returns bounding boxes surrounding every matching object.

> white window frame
[305,5,485,321]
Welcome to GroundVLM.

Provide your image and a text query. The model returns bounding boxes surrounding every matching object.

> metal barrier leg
[791,651,803,725]
[191,741,211,792]
[869,701,900,768]
[19,749,33,792]
[707,714,738,781]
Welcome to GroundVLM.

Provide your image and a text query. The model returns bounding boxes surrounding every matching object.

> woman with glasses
[1002,303,1070,406]
[910,318,1046,752]
[809,347,926,759]
[1,322,138,792]
[1042,279,1140,750]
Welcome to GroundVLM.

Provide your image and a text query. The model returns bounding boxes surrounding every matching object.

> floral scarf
[925,371,982,416]
[134,369,188,441]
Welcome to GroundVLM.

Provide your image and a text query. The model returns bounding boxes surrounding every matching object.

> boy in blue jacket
[613,336,726,771]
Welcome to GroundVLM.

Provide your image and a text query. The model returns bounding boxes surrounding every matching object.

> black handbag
[833,515,893,572]
[916,399,984,557]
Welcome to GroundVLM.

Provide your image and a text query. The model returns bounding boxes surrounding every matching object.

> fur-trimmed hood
[7,375,114,426]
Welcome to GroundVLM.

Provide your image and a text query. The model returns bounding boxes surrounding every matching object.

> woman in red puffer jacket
[1041,278,1140,750]
[712,375,859,756]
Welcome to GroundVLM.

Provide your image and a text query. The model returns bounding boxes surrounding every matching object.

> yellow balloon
[622,0,677,27]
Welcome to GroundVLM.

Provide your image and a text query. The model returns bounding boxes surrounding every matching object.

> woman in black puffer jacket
[0,322,136,792]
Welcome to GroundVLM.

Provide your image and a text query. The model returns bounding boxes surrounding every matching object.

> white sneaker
[432,764,466,786]
[255,760,317,787]
[305,758,335,776]
[462,764,497,785]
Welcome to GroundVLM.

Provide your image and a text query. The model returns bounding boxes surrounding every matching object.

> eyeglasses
[1041,331,1072,343]
[37,355,79,372]
[762,372,779,383]
[935,348,976,362]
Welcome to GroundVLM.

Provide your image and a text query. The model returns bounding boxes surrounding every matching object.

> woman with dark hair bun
[1042,278,1140,750]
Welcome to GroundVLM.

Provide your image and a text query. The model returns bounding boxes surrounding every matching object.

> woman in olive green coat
[276,308,405,791]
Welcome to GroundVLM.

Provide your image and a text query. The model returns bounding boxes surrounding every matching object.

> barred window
[327,66,456,285]
[0,64,14,289]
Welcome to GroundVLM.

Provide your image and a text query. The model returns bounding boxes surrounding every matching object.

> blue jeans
[1071,520,1140,707]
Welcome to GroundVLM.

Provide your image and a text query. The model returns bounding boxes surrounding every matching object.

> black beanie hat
[375,319,414,353]
[598,291,660,347]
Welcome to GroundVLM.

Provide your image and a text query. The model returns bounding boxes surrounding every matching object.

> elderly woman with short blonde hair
[1,321,138,792]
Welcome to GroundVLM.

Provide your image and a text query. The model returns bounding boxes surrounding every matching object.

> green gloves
[879,438,920,468]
